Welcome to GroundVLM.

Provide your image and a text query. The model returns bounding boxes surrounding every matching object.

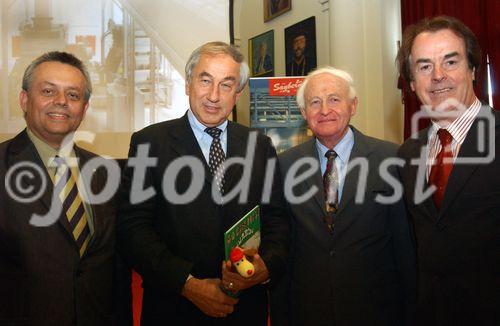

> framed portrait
[284,16,317,76]
[249,30,275,77]
[264,0,291,22]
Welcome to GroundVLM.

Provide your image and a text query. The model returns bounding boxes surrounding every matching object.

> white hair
[296,66,357,109]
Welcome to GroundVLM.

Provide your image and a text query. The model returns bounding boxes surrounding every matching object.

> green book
[224,205,261,260]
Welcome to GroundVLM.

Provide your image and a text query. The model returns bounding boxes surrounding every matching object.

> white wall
[120,0,229,75]
[236,0,404,143]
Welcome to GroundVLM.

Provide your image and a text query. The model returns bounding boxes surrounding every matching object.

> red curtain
[400,0,500,138]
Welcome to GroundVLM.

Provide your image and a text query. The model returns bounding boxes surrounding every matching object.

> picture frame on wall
[285,16,317,76]
[249,30,275,77]
[264,0,291,22]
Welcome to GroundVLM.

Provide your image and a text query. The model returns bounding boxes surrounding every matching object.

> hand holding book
[221,248,270,293]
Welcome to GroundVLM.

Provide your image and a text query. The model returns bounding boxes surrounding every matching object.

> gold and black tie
[54,156,91,257]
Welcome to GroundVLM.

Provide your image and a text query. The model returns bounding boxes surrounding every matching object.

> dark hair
[22,51,92,101]
[293,29,308,41]
[396,15,482,83]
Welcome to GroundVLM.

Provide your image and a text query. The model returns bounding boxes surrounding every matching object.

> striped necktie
[54,156,91,257]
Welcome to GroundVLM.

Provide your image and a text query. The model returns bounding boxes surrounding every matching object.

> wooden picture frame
[264,0,291,22]
[249,30,275,77]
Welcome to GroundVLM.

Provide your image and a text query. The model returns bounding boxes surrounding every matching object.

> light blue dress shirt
[187,109,228,164]
[316,127,355,202]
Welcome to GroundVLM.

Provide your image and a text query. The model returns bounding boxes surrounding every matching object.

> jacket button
[76,269,83,277]
[436,222,445,230]
[329,250,336,257]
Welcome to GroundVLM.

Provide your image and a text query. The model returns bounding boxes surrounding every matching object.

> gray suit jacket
[273,127,416,326]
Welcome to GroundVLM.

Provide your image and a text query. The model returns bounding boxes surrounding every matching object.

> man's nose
[320,101,330,115]
[207,85,220,102]
[54,92,69,106]
[432,64,446,83]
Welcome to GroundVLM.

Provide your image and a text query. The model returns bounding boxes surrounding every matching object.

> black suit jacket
[398,106,500,326]
[117,114,288,325]
[274,127,416,326]
[0,129,130,326]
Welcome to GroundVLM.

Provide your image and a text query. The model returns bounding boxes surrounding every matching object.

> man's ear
[185,81,190,96]
[82,101,90,118]
[472,67,476,81]
[235,88,244,101]
[300,107,307,120]
[350,97,358,117]
[410,80,416,92]
[19,90,28,114]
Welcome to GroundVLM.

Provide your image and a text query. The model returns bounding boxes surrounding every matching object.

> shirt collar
[429,97,481,145]
[187,109,228,135]
[26,128,76,172]
[315,127,354,163]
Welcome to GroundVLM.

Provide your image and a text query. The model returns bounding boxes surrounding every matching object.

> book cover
[249,76,311,153]
[224,205,261,260]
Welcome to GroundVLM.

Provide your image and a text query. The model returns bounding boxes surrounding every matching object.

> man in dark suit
[117,41,288,325]
[396,16,499,326]
[274,67,416,325]
[0,52,129,325]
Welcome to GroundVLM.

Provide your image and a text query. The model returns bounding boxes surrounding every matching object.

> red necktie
[429,129,454,209]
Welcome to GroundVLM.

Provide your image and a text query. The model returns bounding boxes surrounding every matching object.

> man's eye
[444,60,457,68]
[419,64,432,72]
[200,79,211,85]
[68,92,80,100]
[327,97,340,105]
[221,83,233,90]
[41,89,54,95]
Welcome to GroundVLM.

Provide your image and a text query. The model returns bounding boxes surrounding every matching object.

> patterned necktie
[54,156,91,257]
[323,150,338,233]
[429,129,454,209]
[205,127,225,193]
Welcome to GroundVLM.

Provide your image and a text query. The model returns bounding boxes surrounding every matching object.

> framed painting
[249,30,274,77]
[264,0,291,22]
[285,16,317,76]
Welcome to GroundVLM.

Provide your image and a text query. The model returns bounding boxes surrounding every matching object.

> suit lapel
[223,122,247,192]
[168,114,213,185]
[7,130,78,245]
[405,129,439,220]
[301,140,325,214]
[336,128,370,216]
[439,106,496,217]
[7,129,54,210]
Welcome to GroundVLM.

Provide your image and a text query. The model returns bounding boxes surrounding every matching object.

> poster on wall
[249,76,311,153]
[264,0,291,22]
[285,16,317,76]
[249,30,274,77]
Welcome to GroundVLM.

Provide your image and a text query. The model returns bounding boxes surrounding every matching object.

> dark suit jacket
[117,114,288,325]
[398,106,500,326]
[274,127,416,326]
[0,129,130,326]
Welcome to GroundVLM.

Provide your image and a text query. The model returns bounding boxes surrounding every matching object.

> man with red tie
[396,16,499,326]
